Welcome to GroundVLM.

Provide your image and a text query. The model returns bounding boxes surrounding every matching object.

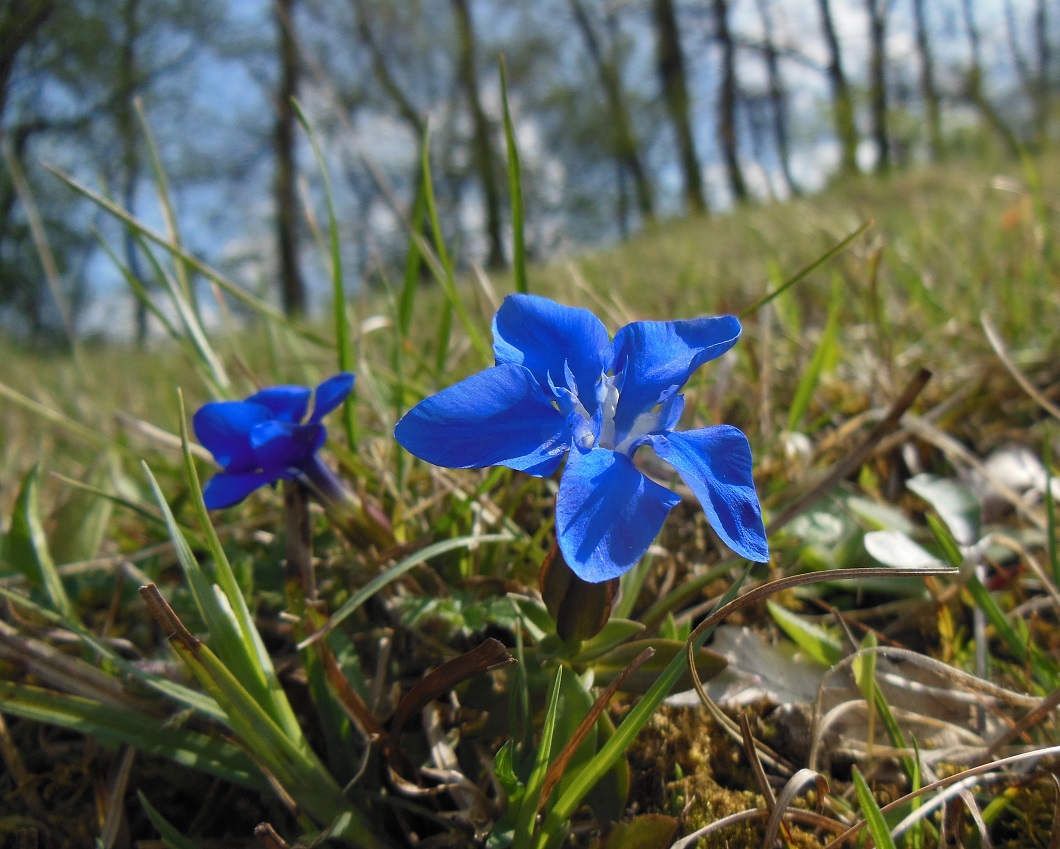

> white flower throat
[560,370,676,457]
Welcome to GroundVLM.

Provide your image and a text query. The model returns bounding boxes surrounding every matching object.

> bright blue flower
[193,373,354,510]
[395,295,768,582]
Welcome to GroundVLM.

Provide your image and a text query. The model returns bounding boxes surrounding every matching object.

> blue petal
[395,363,569,475]
[202,469,283,509]
[250,421,325,472]
[611,315,741,436]
[650,426,769,562]
[492,294,612,407]
[246,385,311,423]
[193,401,272,470]
[556,447,681,582]
[310,373,355,423]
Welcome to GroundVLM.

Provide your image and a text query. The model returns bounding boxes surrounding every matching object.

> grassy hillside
[1,150,1058,847]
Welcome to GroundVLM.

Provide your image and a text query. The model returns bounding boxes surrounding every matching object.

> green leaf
[767,601,843,666]
[573,619,646,662]
[593,640,726,694]
[50,453,116,565]
[3,465,78,623]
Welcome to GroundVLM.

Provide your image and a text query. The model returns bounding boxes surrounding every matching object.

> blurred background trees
[0,0,1055,343]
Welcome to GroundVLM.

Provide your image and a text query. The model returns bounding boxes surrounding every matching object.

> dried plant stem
[767,368,932,534]
[981,312,1060,421]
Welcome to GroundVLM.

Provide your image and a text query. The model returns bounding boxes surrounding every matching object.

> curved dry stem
[669,805,845,849]
[981,312,1060,421]
[686,567,953,712]
[761,768,829,849]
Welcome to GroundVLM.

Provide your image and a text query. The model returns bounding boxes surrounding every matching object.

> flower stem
[299,455,394,550]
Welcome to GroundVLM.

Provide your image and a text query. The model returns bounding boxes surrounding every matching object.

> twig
[767,368,932,534]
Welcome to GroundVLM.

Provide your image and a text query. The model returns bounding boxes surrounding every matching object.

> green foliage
[1,143,1058,847]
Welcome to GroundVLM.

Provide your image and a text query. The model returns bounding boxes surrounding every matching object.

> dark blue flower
[194,373,354,509]
[394,295,768,582]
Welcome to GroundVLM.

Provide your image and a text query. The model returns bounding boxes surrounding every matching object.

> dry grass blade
[1048,775,1060,849]
[761,769,830,849]
[388,638,514,742]
[981,312,1060,421]
[986,684,1060,755]
[739,712,777,809]
[99,746,136,849]
[313,629,388,743]
[0,713,44,817]
[0,620,145,711]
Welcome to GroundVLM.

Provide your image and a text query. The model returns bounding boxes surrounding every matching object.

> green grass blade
[293,99,357,447]
[298,532,514,648]
[50,453,116,566]
[0,586,225,722]
[851,766,898,849]
[142,463,295,731]
[418,130,492,368]
[740,220,870,319]
[787,273,841,431]
[0,380,110,450]
[0,680,259,788]
[93,230,182,342]
[144,601,389,847]
[136,100,196,312]
[768,601,843,666]
[137,792,204,849]
[45,165,328,347]
[500,57,527,295]
[175,394,304,739]
[514,665,564,849]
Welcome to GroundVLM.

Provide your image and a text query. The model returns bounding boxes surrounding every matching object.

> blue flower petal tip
[396,295,769,580]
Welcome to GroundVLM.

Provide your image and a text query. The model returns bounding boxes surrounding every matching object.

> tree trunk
[651,0,706,214]
[754,0,798,195]
[712,0,747,202]
[960,0,1020,156]
[275,0,307,316]
[118,0,149,347]
[911,0,942,159]
[0,0,55,123]
[450,0,505,269]
[866,0,890,173]
[351,0,425,140]
[569,0,654,223]
[815,0,858,175]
